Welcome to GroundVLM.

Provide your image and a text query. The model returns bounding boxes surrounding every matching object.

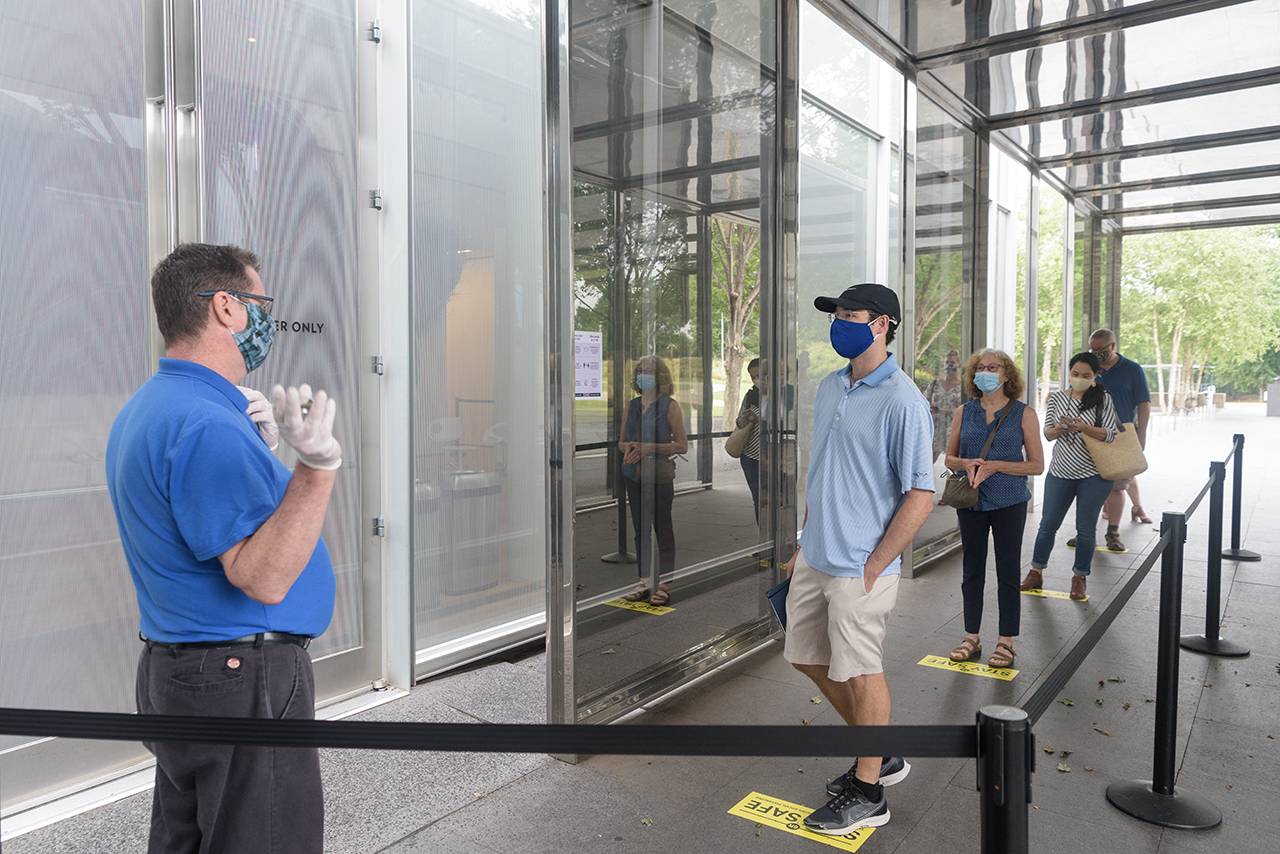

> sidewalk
[8,405,1277,854]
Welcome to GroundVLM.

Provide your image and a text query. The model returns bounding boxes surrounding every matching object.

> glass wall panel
[409,0,546,668]
[0,0,152,807]
[200,0,362,662]
[912,95,975,560]
[569,0,778,718]
[796,0,905,513]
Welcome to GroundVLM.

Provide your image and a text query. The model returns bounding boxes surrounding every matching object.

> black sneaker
[804,780,890,836]
[826,756,911,796]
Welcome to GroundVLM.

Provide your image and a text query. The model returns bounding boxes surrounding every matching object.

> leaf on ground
[641,818,652,827]
[1123,703,1131,710]
[601,649,616,655]
[1098,679,1105,687]
[802,718,811,725]
[1094,727,1113,736]
[1095,698,1104,706]
[1146,698,1155,703]
[1085,766,1094,772]
[1059,750,1072,758]
[1108,676,1126,683]
[1043,747,1055,755]
[1060,699,1075,706]
[1057,764,1071,772]
[811,697,823,704]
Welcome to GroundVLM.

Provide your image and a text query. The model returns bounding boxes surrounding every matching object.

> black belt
[141,632,312,650]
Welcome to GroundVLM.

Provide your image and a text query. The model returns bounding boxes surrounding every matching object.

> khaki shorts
[783,552,899,682]
[1111,476,1134,492]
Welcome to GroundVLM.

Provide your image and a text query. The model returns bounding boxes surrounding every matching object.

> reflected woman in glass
[619,356,689,606]
[925,348,963,461]
[735,357,762,522]
[943,350,1043,668]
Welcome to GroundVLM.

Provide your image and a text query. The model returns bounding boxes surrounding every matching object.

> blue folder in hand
[765,577,790,632]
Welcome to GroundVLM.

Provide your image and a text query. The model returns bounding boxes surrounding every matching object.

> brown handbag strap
[978,399,1018,459]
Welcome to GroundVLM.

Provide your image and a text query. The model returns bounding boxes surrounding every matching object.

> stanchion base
[1221,548,1261,562]
[1106,780,1222,830]
[600,552,637,564]
[1180,635,1250,657]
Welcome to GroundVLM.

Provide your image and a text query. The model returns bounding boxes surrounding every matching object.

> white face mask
[1069,376,1094,393]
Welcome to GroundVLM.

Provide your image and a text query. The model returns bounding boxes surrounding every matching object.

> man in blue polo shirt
[1089,328,1152,552]
[784,284,935,836]
[106,243,343,854]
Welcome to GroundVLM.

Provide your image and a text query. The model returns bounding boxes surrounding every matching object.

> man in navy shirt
[784,284,934,836]
[106,243,342,853]
[1089,328,1152,551]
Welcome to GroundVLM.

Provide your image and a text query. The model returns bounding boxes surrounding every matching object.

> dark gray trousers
[136,641,323,854]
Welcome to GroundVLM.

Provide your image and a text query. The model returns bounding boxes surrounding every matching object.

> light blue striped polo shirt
[800,354,935,578]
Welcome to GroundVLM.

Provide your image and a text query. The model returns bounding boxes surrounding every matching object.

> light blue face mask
[230,297,275,373]
[636,373,657,392]
[974,372,1003,394]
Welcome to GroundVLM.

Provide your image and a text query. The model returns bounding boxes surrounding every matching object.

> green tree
[1121,226,1280,411]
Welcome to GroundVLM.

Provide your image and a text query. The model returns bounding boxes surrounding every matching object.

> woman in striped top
[735,358,763,523]
[1020,352,1118,600]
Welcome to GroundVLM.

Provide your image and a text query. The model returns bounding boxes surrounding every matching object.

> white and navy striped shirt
[800,354,935,578]
[1043,390,1118,479]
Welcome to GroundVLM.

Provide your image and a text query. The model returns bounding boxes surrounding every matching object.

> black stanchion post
[1223,433,1260,562]
[1107,512,1221,830]
[601,450,637,564]
[1182,461,1249,657]
[977,705,1031,854]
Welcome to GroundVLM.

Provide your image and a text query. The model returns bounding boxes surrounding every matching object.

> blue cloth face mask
[829,317,878,360]
[230,298,275,373]
[635,373,657,391]
[974,372,1003,394]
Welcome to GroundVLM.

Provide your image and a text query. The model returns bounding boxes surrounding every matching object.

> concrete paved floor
[7,405,1277,853]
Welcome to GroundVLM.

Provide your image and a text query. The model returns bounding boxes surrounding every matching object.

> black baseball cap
[814,283,900,323]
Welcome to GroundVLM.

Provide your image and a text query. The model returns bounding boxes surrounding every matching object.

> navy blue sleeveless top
[958,399,1032,511]
[622,395,674,482]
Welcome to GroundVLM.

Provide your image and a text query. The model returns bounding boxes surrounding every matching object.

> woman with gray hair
[943,349,1044,668]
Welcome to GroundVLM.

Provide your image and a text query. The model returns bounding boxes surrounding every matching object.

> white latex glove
[271,383,342,471]
[237,386,279,451]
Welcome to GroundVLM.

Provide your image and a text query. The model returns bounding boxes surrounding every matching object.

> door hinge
[367,20,382,44]
[369,189,383,210]
[372,355,384,375]
[372,517,386,538]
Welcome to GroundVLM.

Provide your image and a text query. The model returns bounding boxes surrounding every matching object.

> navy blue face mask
[829,317,879,360]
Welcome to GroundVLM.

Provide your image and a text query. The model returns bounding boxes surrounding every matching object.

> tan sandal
[987,642,1015,668]
[949,637,981,662]
[648,583,671,606]
[624,583,650,602]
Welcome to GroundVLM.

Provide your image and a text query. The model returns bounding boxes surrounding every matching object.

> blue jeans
[1031,473,1115,576]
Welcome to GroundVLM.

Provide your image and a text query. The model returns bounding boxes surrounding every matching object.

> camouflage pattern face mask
[229,296,275,373]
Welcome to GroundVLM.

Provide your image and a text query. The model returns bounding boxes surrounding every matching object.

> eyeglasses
[828,310,860,323]
[975,364,1003,373]
[198,290,274,316]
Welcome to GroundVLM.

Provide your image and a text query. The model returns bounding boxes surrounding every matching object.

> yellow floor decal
[728,792,874,851]
[603,598,674,615]
[917,654,1018,681]
[1021,588,1088,601]
[1066,544,1129,553]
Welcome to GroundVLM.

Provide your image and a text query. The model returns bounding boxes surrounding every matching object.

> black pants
[956,501,1028,638]
[740,454,761,524]
[136,641,323,854]
[624,476,676,582]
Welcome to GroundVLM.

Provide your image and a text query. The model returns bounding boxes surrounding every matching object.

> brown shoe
[1020,569,1043,591]
[1070,575,1088,600]
[1105,532,1125,551]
